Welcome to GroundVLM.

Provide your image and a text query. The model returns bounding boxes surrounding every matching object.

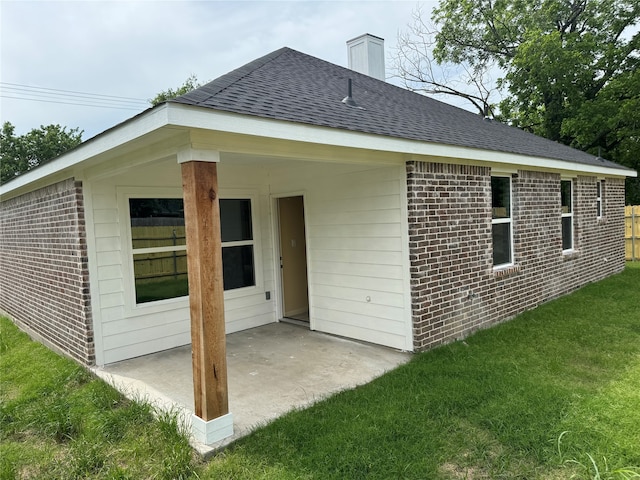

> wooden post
[181,160,228,421]
[633,207,637,262]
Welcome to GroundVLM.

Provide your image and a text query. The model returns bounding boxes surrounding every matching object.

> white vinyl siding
[270,163,410,350]
[87,160,274,364]
[87,157,411,364]
[89,182,191,364]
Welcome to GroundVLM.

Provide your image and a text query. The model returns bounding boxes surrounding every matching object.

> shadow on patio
[92,322,410,455]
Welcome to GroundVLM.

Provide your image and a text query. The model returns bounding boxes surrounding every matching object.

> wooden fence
[626,206,640,261]
[132,225,187,281]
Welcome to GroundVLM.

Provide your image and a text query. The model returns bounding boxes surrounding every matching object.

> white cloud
[1,0,434,138]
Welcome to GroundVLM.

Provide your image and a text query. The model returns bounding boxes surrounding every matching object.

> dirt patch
[439,461,491,479]
[437,420,504,479]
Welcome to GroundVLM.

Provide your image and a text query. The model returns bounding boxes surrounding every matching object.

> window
[596,180,603,219]
[561,180,573,251]
[129,198,188,304]
[491,176,513,267]
[220,199,255,291]
[128,197,256,304]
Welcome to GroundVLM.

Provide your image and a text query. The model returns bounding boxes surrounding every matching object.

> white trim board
[2,102,635,200]
[167,105,636,178]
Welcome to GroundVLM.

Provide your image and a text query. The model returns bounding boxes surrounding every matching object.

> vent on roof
[347,34,385,81]
[342,79,357,107]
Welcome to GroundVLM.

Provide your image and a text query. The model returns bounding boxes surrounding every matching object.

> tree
[1,122,83,184]
[394,0,640,203]
[393,6,502,117]
[149,74,202,106]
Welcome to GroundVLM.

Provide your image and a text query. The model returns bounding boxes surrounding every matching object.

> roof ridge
[170,47,291,105]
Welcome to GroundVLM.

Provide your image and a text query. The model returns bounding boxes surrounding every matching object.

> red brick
[0,179,94,365]
[406,162,625,351]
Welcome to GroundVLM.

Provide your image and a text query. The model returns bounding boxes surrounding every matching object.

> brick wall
[0,178,94,365]
[407,162,626,351]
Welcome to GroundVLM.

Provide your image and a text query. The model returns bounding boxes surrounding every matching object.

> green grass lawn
[2,264,639,479]
[0,323,196,479]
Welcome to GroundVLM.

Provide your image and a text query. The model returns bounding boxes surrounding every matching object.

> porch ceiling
[93,322,410,453]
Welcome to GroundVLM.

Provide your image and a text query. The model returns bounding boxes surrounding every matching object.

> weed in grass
[557,431,640,480]
[63,364,94,389]
[0,455,17,480]
[0,402,17,439]
[66,436,107,478]
[102,466,136,480]
[37,391,82,442]
[84,379,125,410]
[0,331,10,354]
[100,398,154,441]
[155,409,198,480]
[563,454,640,480]
[0,437,63,480]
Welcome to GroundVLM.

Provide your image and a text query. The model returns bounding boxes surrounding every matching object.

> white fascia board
[166,104,637,178]
[0,105,171,198]
[2,102,635,200]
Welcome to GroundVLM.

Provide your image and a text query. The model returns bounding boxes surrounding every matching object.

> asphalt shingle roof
[171,47,626,170]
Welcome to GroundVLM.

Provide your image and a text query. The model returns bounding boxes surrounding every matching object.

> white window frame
[118,187,262,314]
[218,190,263,300]
[491,174,514,269]
[596,180,604,219]
[119,187,188,314]
[561,179,574,253]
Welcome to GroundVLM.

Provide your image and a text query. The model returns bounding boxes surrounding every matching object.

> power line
[1,85,148,107]
[0,82,149,103]
[0,82,150,110]
[1,87,147,108]
[0,95,145,111]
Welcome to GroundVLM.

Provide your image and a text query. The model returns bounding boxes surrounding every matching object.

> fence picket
[625,205,640,261]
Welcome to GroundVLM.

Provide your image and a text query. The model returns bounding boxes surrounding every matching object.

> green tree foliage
[1,122,83,184]
[400,0,640,203]
[149,74,201,106]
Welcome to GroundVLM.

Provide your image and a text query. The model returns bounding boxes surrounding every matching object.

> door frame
[271,192,312,329]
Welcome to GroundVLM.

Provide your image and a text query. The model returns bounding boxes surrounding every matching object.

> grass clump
[558,431,640,480]
[0,317,199,479]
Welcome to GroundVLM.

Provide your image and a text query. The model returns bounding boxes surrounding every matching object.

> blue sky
[1,0,438,139]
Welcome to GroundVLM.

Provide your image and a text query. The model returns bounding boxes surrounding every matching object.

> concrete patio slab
[92,322,411,455]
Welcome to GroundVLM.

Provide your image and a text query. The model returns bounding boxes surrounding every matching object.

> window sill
[223,284,261,300]
[125,285,263,317]
[123,288,264,319]
[126,296,190,318]
[493,264,521,278]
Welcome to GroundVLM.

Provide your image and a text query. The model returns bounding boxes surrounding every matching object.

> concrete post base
[191,412,234,445]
